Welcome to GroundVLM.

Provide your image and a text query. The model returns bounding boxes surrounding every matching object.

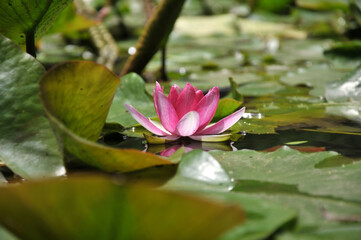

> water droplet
[128,46,136,55]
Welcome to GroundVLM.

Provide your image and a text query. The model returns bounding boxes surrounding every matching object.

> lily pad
[212,147,361,202]
[0,176,245,240]
[278,225,361,240]
[325,64,361,102]
[0,0,72,46]
[164,150,296,240]
[39,61,173,172]
[280,64,346,97]
[0,34,65,179]
[107,73,156,127]
[164,147,361,239]
[237,81,286,97]
[214,98,243,121]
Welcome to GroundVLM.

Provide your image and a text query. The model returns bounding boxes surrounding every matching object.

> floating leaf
[107,73,156,127]
[278,225,361,240]
[280,64,346,97]
[325,64,361,102]
[214,98,243,121]
[0,176,245,240]
[177,150,234,186]
[164,147,361,239]
[40,61,173,172]
[164,150,296,240]
[212,147,361,202]
[0,0,72,45]
[0,34,64,179]
[237,81,286,97]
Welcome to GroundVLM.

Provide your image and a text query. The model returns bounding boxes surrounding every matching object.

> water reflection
[146,138,238,157]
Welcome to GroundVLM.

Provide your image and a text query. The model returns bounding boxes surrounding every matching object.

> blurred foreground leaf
[0,176,245,240]
[0,34,64,179]
[40,62,173,172]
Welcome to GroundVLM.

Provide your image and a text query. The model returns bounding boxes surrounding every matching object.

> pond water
[108,23,361,162]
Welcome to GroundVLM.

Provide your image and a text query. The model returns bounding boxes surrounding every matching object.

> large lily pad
[0,176,245,240]
[163,147,361,239]
[0,0,72,46]
[0,34,64,179]
[164,150,296,240]
[39,61,173,172]
[212,147,361,202]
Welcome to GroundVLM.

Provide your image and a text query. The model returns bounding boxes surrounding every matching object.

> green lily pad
[107,73,156,127]
[0,0,72,46]
[177,150,233,186]
[0,176,245,240]
[164,147,361,239]
[325,64,361,102]
[244,95,361,135]
[39,61,173,172]
[0,34,64,179]
[324,41,361,59]
[278,225,361,240]
[164,150,296,240]
[214,98,243,121]
[237,81,286,97]
[280,64,346,97]
[212,147,361,202]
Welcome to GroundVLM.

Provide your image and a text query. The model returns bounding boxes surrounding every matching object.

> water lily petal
[175,83,196,118]
[198,107,245,135]
[191,90,204,109]
[168,84,181,108]
[124,104,169,136]
[175,111,200,136]
[160,145,183,157]
[194,86,220,131]
[153,81,164,117]
[157,92,179,133]
[189,133,232,142]
[149,119,171,135]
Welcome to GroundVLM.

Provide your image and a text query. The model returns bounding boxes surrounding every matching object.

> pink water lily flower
[124,82,245,143]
